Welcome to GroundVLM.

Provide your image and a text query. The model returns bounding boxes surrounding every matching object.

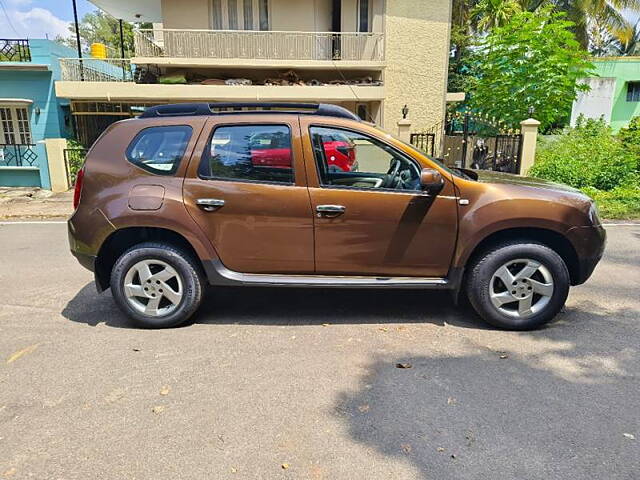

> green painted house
[571,57,640,132]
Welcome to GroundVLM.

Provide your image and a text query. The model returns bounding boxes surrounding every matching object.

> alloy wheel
[123,259,184,317]
[489,259,554,318]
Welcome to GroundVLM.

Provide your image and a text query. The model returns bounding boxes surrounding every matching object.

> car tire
[465,241,570,330]
[110,242,204,329]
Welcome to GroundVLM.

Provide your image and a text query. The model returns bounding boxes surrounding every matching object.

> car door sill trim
[203,259,450,289]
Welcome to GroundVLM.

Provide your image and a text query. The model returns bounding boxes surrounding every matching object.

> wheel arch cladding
[94,227,205,292]
[461,227,581,286]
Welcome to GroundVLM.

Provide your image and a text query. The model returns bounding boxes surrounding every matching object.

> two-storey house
[55,0,452,147]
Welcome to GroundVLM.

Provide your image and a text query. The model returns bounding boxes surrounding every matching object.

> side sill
[203,260,452,289]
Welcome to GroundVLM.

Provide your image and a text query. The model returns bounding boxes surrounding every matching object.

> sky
[0,0,96,40]
[1,0,639,42]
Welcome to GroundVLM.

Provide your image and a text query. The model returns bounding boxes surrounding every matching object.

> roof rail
[139,102,361,121]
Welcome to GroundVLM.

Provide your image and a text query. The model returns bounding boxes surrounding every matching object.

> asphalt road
[0,222,638,480]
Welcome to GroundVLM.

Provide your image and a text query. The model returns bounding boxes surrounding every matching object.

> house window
[0,105,32,145]
[212,0,269,30]
[358,0,370,32]
[627,82,640,102]
[356,103,369,121]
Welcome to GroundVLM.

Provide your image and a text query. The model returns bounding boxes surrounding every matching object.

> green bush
[617,116,640,170]
[582,183,640,219]
[529,117,637,191]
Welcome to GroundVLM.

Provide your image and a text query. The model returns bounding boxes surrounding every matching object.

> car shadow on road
[62,282,488,330]
[333,304,639,479]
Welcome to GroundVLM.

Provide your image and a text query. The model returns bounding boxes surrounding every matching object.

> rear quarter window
[126,125,192,175]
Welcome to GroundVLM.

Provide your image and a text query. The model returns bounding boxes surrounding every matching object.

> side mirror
[420,168,444,195]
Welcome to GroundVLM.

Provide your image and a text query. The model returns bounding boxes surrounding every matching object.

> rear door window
[126,125,192,175]
[198,124,293,184]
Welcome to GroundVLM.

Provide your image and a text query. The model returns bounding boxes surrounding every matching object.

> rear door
[183,115,314,274]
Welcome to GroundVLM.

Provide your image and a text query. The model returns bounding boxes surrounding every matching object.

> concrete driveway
[0,222,638,479]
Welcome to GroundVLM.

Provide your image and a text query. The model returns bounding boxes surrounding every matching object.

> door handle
[196,198,225,212]
[316,204,346,218]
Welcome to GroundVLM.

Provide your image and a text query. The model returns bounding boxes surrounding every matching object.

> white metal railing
[59,58,133,82]
[134,29,384,62]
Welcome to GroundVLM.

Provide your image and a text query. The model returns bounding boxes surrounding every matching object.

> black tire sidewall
[110,243,203,328]
[467,242,570,330]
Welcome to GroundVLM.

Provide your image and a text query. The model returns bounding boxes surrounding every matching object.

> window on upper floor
[212,0,269,30]
[0,105,32,145]
[627,82,640,102]
[358,0,371,32]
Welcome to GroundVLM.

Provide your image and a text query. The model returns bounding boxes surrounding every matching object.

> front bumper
[566,224,607,285]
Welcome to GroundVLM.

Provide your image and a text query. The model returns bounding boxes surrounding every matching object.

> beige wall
[271,0,332,31]
[161,0,210,29]
[160,0,386,32]
[382,0,451,131]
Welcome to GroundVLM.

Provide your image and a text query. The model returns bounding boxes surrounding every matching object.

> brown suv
[68,102,605,330]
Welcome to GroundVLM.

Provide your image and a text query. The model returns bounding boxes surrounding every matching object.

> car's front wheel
[110,242,204,328]
[466,241,570,330]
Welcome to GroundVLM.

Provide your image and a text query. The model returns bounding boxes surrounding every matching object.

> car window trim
[308,124,423,193]
[197,122,296,185]
[125,124,193,176]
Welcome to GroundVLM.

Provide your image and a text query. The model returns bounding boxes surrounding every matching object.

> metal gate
[411,113,523,174]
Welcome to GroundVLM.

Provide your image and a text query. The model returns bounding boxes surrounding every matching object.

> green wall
[593,58,640,132]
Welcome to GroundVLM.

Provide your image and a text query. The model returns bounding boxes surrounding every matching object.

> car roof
[139,102,361,122]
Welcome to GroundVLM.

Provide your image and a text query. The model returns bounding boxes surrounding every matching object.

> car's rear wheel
[465,241,570,330]
[110,242,204,328]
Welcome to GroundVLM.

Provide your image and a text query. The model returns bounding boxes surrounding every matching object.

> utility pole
[71,0,84,81]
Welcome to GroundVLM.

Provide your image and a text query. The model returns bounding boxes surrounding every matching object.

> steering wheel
[383,158,402,188]
[388,158,402,177]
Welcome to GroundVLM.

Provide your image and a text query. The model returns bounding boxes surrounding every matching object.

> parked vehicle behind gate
[68,103,606,330]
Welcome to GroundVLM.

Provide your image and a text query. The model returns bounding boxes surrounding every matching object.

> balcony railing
[134,29,384,62]
[0,39,31,62]
[59,58,133,82]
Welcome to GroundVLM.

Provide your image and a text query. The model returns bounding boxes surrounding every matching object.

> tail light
[73,167,85,210]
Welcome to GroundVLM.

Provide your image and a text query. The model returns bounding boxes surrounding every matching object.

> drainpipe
[71,0,84,81]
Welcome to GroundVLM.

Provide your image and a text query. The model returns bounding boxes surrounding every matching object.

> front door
[301,121,458,277]
[183,115,314,274]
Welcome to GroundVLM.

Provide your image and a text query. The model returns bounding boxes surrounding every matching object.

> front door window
[310,126,421,191]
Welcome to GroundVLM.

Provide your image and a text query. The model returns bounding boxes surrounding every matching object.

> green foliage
[56,11,151,57]
[582,184,640,219]
[530,117,637,190]
[471,0,522,31]
[616,116,640,169]
[468,7,594,131]
[65,139,87,185]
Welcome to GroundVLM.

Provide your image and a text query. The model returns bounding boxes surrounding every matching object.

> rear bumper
[566,224,606,285]
[71,249,96,273]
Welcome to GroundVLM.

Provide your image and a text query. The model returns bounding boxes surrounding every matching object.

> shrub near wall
[529,117,640,219]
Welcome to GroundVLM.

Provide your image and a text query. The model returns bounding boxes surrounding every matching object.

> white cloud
[0,6,70,39]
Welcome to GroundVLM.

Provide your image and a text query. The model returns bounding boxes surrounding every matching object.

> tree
[448,0,479,93]
[471,0,523,31]
[56,11,151,57]
[589,19,640,55]
[468,7,594,131]
[526,0,640,51]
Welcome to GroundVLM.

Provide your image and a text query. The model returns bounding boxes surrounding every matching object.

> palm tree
[471,0,523,31]
[530,0,640,50]
[590,19,640,55]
